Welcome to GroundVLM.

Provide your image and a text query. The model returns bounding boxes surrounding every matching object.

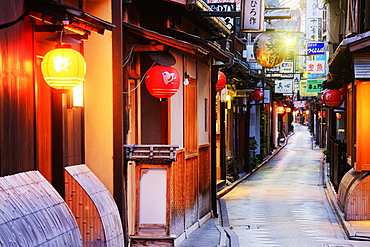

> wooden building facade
[327,0,370,221]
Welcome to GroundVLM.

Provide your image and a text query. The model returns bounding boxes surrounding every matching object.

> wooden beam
[133,45,165,52]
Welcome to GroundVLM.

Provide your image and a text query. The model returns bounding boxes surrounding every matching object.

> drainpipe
[211,65,218,217]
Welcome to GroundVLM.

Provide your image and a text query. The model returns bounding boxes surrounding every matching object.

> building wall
[83,0,114,194]
[197,61,211,145]
[171,52,184,148]
[0,1,35,176]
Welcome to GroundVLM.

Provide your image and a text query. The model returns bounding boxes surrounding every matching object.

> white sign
[306,0,322,19]
[241,0,264,32]
[245,45,256,62]
[294,101,306,107]
[280,62,294,73]
[275,79,293,94]
[306,60,326,74]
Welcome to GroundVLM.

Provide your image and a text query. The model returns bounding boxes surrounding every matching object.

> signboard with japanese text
[241,0,264,32]
[275,79,293,94]
[306,79,324,93]
[306,42,325,55]
[306,19,322,41]
[306,0,323,18]
[300,80,318,97]
[208,3,237,31]
[306,60,326,74]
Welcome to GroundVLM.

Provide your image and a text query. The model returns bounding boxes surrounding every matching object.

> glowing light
[41,48,86,90]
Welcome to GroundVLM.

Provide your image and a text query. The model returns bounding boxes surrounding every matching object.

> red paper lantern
[285,107,292,113]
[145,65,180,98]
[250,90,264,102]
[323,90,344,108]
[216,71,227,92]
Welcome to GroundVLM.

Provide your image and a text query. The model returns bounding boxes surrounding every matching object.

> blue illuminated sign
[306,42,325,55]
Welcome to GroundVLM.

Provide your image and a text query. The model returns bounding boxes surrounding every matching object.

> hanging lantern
[250,90,264,102]
[41,48,86,90]
[276,106,285,115]
[320,93,326,104]
[323,89,344,107]
[285,107,292,113]
[318,111,327,118]
[216,71,227,92]
[145,65,180,98]
[253,29,286,68]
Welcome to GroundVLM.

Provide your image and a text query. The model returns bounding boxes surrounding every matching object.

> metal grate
[125,145,178,162]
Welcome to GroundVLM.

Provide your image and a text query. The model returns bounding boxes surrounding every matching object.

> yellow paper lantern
[41,48,86,89]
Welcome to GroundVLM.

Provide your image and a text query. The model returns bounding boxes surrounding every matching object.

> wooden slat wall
[185,155,198,229]
[198,144,211,218]
[65,164,125,246]
[170,145,211,237]
[0,10,35,176]
[344,172,370,220]
[171,150,186,236]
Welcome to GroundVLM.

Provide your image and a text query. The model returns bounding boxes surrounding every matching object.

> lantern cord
[123,62,156,94]
[123,44,137,68]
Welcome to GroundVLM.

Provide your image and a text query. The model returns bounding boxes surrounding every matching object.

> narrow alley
[220,123,370,247]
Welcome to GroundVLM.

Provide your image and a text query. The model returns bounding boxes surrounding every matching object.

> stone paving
[178,123,370,247]
[222,123,369,247]
[177,218,222,247]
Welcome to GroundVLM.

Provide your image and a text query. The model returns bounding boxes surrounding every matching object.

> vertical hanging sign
[241,0,265,32]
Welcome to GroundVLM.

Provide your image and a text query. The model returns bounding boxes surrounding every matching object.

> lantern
[276,106,285,115]
[145,65,180,98]
[323,90,344,108]
[285,107,292,113]
[250,90,264,102]
[253,29,286,68]
[216,71,227,92]
[41,48,86,89]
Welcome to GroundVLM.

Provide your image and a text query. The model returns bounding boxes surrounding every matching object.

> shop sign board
[306,60,326,74]
[275,79,293,94]
[241,0,264,32]
[306,79,324,93]
[306,42,325,55]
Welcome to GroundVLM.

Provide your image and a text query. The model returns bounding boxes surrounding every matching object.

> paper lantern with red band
[250,90,264,102]
[41,48,86,89]
[323,90,344,108]
[145,65,180,98]
[216,71,227,92]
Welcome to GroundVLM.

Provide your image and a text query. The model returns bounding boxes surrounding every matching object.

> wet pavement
[178,123,370,247]
[221,123,369,247]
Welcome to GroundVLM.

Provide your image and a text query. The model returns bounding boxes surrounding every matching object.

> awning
[167,27,233,62]
[124,22,211,57]
[27,0,115,35]
[329,32,370,80]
